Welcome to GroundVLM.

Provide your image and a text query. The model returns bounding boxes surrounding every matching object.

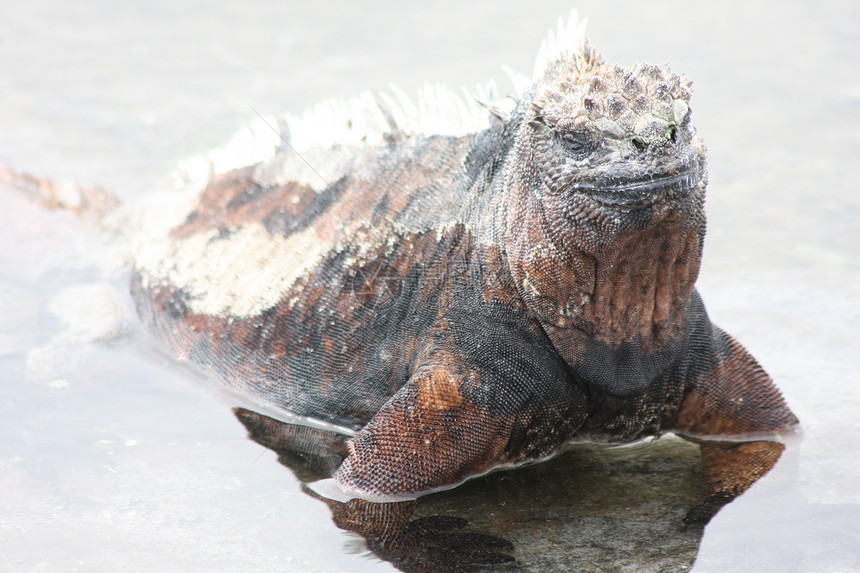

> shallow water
[2,1,859,571]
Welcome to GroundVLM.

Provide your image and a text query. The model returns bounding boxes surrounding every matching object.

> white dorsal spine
[175,11,588,187]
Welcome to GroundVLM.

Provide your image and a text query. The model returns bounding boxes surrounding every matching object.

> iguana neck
[505,183,705,396]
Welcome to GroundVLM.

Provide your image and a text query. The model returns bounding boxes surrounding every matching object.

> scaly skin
[132,23,797,518]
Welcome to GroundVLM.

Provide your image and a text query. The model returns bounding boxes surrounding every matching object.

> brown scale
[585,224,700,352]
[171,165,321,239]
[337,384,513,496]
[476,244,529,312]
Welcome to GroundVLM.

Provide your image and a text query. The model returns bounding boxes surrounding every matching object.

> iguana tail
[0,165,120,221]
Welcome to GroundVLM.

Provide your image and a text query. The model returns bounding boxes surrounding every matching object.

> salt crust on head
[132,11,592,318]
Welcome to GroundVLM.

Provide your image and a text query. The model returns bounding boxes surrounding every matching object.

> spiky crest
[175,12,595,187]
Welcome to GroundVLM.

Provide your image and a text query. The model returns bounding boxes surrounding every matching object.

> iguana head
[513,46,707,233]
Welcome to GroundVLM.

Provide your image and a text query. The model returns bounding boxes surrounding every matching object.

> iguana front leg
[333,316,585,498]
[334,356,514,497]
[670,321,798,524]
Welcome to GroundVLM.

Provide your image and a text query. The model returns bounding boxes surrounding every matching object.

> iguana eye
[557,132,594,158]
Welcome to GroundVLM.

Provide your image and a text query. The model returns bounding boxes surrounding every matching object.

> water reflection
[235,407,789,572]
[235,408,516,571]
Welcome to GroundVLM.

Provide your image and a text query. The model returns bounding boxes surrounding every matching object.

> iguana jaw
[575,166,702,211]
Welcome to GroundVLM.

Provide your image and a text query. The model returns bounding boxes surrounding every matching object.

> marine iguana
[125,13,797,515]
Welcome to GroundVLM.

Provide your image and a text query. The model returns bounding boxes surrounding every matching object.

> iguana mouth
[578,169,701,210]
